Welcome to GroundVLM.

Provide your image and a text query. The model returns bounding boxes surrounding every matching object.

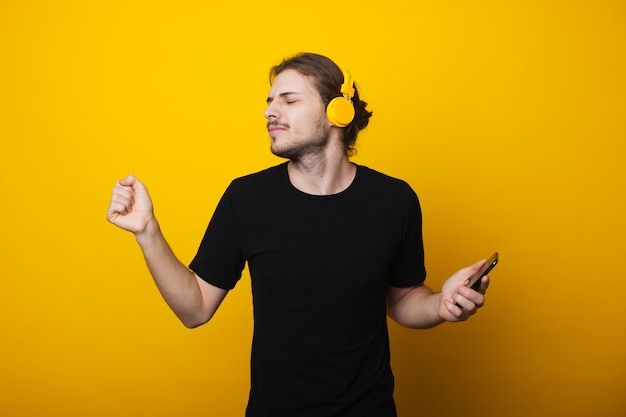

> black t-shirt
[190,163,426,417]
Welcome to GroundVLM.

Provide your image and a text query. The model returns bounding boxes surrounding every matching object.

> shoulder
[220,163,289,206]
[355,164,418,199]
[232,163,287,185]
[226,163,288,192]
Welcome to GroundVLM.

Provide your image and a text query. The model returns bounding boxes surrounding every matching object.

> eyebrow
[266,91,300,104]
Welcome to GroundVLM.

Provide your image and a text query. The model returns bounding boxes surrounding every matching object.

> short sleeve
[189,183,246,290]
[387,186,426,288]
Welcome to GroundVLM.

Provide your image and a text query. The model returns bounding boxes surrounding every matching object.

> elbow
[388,312,440,330]
[387,310,418,329]
[179,313,211,329]
[387,303,443,330]
[182,319,204,329]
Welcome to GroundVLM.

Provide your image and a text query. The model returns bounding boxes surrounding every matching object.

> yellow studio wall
[1,1,624,416]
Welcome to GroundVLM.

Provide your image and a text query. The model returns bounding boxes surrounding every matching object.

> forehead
[268,69,320,98]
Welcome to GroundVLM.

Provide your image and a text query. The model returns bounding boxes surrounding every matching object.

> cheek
[304,106,329,128]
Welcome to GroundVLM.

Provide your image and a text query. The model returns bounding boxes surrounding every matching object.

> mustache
[267,121,290,129]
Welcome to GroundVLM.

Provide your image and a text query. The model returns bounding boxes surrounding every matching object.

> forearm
[387,285,445,329]
[135,218,207,327]
[388,261,490,328]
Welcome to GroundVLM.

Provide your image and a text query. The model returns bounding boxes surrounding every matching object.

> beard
[270,116,331,161]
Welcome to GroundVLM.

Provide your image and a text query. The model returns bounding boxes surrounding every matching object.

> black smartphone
[467,252,499,291]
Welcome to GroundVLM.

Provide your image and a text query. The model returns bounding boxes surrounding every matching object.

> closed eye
[266,91,301,105]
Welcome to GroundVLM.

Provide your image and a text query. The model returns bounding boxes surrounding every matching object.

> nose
[264,100,278,120]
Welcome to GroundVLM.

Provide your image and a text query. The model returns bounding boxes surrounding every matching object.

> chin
[271,146,299,160]
[271,136,327,160]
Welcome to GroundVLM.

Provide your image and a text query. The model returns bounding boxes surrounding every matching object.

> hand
[106,175,154,234]
[438,260,490,322]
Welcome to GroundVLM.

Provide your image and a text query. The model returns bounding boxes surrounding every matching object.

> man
[107,52,489,417]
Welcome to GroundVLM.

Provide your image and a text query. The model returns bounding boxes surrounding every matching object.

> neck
[287,152,356,196]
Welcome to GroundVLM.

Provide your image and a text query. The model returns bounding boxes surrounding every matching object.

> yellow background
[1,1,625,416]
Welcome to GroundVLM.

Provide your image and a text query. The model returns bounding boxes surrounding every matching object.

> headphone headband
[339,67,355,100]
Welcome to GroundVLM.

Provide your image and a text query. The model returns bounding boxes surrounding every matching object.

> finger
[458,285,485,308]
[110,189,133,209]
[118,174,137,187]
[453,296,475,313]
[445,299,468,321]
[107,200,131,218]
[112,177,137,200]
[479,275,490,294]
[445,299,462,316]
[120,174,148,195]
[112,185,135,206]
[109,184,137,213]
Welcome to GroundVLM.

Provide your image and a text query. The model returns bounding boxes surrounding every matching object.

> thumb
[470,258,487,273]
[459,259,487,286]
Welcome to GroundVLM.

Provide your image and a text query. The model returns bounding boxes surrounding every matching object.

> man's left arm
[387,260,489,329]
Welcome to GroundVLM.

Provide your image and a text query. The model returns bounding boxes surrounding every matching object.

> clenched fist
[106,175,154,235]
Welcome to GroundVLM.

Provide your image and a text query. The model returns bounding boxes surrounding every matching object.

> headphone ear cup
[326,97,355,127]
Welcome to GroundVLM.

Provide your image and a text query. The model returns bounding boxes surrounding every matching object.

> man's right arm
[107,175,227,328]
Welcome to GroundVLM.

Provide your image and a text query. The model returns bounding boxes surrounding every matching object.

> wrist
[135,216,160,246]
[435,292,449,323]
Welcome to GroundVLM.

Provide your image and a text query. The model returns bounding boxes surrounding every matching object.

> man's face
[264,69,331,160]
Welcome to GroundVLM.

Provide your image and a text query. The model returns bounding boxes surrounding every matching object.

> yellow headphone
[326,67,355,127]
